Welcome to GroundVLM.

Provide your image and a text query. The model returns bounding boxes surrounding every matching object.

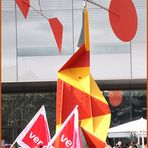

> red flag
[10,106,51,148]
[16,0,30,19]
[48,17,63,53]
[48,106,82,148]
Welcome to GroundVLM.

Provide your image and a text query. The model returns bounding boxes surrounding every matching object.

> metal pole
[137,133,140,145]
[83,0,87,7]
[142,131,144,147]
[22,0,48,20]
[87,0,119,17]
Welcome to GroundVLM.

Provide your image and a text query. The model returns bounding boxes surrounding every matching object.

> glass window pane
[2,0,17,81]
[17,10,73,56]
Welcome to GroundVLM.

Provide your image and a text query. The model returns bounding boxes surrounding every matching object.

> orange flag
[56,7,111,148]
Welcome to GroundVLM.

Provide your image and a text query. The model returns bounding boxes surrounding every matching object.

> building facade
[2,0,146,146]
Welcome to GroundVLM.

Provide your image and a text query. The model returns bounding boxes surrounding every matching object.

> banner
[48,106,81,148]
[10,106,51,148]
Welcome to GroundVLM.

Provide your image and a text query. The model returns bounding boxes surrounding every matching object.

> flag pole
[10,140,17,148]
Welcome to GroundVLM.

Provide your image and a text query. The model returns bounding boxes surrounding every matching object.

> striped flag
[56,7,111,148]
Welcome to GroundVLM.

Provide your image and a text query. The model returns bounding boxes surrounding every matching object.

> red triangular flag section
[16,0,30,19]
[48,17,63,53]
[48,106,82,148]
[10,106,51,148]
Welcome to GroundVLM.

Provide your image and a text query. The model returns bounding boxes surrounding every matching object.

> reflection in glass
[104,90,146,127]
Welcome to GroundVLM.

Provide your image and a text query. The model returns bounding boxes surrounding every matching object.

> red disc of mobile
[109,0,138,42]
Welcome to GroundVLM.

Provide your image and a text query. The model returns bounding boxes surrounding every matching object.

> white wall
[2,0,146,82]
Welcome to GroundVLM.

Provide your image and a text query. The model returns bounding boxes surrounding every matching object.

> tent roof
[108,118,147,133]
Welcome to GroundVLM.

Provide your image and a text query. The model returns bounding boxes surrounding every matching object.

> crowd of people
[105,141,147,148]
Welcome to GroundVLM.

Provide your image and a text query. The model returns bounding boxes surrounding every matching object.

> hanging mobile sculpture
[56,0,137,147]
[15,0,137,52]
[15,0,138,147]
[15,0,63,53]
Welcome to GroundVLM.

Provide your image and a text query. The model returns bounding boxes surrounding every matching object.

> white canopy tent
[108,118,147,146]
